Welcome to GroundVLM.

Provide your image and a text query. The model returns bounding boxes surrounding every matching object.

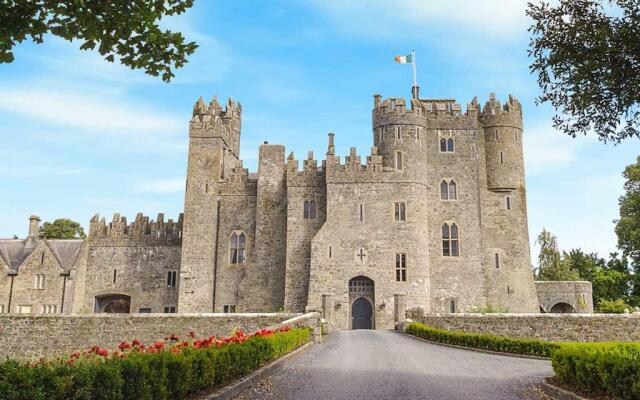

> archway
[95,294,131,313]
[549,302,575,314]
[349,276,374,329]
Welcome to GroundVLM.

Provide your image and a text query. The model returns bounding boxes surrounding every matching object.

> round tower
[371,95,426,180]
[479,93,524,191]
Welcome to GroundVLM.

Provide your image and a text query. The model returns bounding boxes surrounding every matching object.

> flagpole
[411,49,418,99]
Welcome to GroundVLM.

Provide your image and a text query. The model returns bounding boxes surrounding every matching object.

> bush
[596,298,631,313]
[552,343,640,400]
[405,322,561,358]
[0,326,310,400]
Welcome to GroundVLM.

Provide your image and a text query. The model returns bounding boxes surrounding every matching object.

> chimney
[28,215,41,239]
[327,132,335,156]
[412,85,420,100]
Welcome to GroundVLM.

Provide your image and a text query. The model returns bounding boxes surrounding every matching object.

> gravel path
[234,330,554,400]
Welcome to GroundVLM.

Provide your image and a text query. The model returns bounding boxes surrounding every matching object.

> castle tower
[178,96,241,313]
[479,94,538,312]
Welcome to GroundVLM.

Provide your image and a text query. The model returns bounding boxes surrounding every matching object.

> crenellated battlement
[88,212,183,246]
[287,151,326,187]
[479,93,523,129]
[325,145,395,183]
[189,95,242,156]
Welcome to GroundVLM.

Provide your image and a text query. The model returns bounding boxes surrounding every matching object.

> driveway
[235,330,554,400]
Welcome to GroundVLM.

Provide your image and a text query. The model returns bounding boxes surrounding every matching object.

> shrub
[0,326,309,400]
[596,298,631,314]
[552,343,640,400]
[405,322,561,358]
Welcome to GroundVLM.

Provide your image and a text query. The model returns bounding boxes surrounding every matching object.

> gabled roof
[0,239,36,271]
[46,240,83,270]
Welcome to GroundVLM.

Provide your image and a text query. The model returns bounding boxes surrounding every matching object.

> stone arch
[348,276,374,330]
[549,302,576,314]
[95,294,131,313]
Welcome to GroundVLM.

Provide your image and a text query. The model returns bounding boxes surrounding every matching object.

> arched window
[442,223,460,257]
[440,180,449,200]
[230,232,246,264]
[449,180,457,200]
[449,299,456,313]
[440,138,447,152]
[303,201,310,219]
[447,138,454,152]
[309,200,317,219]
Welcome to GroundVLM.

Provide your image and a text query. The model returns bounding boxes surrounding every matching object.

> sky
[1,0,638,262]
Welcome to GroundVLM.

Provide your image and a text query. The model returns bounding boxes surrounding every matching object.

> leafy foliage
[535,229,580,281]
[616,156,640,272]
[552,342,640,399]
[527,0,640,142]
[1,0,198,82]
[39,219,86,239]
[405,322,561,358]
[0,327,310,400]
[596,298,631,314]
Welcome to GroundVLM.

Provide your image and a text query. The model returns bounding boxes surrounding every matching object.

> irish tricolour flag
[395,53,413,64]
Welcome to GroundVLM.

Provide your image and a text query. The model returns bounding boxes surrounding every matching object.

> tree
[615,156,640,301]
[1,0,198,82]
[527,0,640,142]
[39,219,86,239]
[535,228,580,281]
[563,249,603,282]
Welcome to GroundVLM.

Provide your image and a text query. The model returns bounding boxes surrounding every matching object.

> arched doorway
[549,302,576,313]
[349,276,374,330]
[95,294,131,313]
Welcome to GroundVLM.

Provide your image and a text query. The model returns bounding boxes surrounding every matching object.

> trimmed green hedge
[0,328,310,400]
[405,322,561,357]
[552,342,640,400]
[406,322,640,399]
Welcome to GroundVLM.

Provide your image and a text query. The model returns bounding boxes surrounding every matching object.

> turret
[479,93,524,191]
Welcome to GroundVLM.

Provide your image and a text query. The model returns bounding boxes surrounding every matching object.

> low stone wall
[407,309,640,342]
[0,312,320,359]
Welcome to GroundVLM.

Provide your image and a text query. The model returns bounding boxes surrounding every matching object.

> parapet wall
[407,309,640,342]
[0,313,320,359]
[88,212,183,246]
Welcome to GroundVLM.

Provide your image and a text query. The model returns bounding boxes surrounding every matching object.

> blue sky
[1,0,638,262]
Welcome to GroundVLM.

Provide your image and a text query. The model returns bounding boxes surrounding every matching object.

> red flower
[70,351,81,359]
[66,359,75,365]
[97,348,109,357]
[118,341,132,351]
[188,331,196,339]
[169,333,179,341]
[153,341,165,350]
[132,339,142,346]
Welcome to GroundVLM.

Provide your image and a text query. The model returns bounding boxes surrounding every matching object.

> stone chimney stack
[327,132,335,156]
[28,215,41,238]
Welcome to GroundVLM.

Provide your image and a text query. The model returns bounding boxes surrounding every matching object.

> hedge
[406,322,640,399]
[405,322,561,357]
[552,342,640,400]
[0,326,310,400]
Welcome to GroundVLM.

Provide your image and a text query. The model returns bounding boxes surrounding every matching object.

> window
[500,151,504,164]
[396,126,401,140]
[449,299,456,314]
[395,151,403,170]
[40,252,44,265]
[377,128,382,143]
[441,180,458,201]
[205,183,209,193]
[304,200,317,219]
[442,223,460,257]
[395,253,407,282]
[34,274,45,289]
[514,131,519,142]
[495,253,500,269]
[394,202,406,221]
[164,306,176,313]
[17,305,32,314]
[495,130,499,140]
[230,232,246,264]
[329,246,332,258]
[440,138,455,152]
[42,305,57,314]
[167,271,177,288]
[359,203,364,222]
[416,127,421,141]
[505,196,511,210]
[113,269,117,283]
[507,286,512,294]
[223,305,236,313]
[138,308,152,313]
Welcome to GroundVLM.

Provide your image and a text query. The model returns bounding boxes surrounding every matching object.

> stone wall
[0,312,318,359]
[407,309,640,342]
[536,281,593,313]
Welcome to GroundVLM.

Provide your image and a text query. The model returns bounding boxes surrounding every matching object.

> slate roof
[0,238,83,271]
[46,240,83,270]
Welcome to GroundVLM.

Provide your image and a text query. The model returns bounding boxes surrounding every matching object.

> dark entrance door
[352,297,373,329]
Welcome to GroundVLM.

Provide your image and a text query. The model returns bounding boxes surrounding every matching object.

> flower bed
[0,325,310,400]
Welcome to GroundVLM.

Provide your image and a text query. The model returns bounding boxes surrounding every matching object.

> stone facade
[1,90,585,329]
[535,281,593,313]
[407,308,640,342]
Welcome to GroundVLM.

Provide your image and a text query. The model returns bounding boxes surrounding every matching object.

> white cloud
[309,0,531,38]
[0,85,182,135]
[523,123,582,175]
[134,179,185,194]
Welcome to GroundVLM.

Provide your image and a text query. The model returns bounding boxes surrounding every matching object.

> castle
[0,90,593,329]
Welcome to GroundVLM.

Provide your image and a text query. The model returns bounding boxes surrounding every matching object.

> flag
[395,53,413,64]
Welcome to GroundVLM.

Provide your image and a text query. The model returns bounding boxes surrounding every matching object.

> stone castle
[0,90,593,329]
